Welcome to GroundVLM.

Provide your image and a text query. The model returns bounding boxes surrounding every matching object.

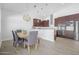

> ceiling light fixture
[23,15,31,22]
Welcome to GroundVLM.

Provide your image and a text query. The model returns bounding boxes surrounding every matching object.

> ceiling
[0,3,73,19]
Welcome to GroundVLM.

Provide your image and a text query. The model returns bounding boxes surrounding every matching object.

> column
[75,21,79,40]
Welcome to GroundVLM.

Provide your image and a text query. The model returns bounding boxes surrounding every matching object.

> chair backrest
[16,30,22,33]
[12,30,18,41]
[28,31,38,45]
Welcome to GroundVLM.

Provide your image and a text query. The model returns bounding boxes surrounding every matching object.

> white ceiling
[0,3,73,19]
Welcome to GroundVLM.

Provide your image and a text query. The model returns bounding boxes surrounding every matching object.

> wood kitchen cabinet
[33,18,49,27]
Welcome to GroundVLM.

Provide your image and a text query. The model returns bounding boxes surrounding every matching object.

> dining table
[17,31,28,48]
[17,31,28,39]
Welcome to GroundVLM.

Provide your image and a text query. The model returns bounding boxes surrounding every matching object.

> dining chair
[12,30,24,47]
[24,31,38,53]
[16,30,22,33]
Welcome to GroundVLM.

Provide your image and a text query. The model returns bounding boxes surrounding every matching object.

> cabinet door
[33,19,40,26]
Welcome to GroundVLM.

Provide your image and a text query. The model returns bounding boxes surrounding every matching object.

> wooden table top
[17,32,28,39]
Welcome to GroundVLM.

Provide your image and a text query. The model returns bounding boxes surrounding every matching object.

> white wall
[54,4,79,18]
[0,7,1,47]
[1,9,33,40]
[1,9,54,42]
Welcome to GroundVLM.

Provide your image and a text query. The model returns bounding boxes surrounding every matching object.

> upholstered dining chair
[16,30,22,33]
[24,31,38,53]
[12,30,24,47]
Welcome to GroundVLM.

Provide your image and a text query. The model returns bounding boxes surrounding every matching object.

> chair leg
[13,42,15,47]
[35,43,38,50]
[27,45,30,54]
[16,43,19,47]
[23,42,26,48]
[35,40,39,49]
[13,42,18,47]
[37,39,39,46]
[38,39,40,44]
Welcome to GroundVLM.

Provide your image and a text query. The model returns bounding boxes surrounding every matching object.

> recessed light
[45,3,48,6]
[41,8,43,10]
[34,5,37,8]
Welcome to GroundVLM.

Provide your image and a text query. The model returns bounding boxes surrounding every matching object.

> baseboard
[1,37,12,41]
[0,38,12,48]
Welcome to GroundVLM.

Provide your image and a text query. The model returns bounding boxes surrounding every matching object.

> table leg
[23,41,26,48]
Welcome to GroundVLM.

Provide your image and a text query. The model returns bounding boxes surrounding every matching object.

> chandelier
[23,15,31,22]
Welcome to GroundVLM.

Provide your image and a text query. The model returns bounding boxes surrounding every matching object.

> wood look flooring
[0,37,79,55]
